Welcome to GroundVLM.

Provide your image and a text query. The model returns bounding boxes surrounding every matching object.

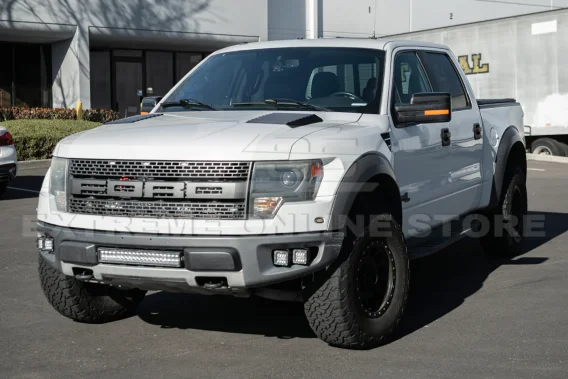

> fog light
[44,238,54,251]
[37,237,44,250]
[292,249,309,265]
[37,236,54,252]
[273,250,290,267]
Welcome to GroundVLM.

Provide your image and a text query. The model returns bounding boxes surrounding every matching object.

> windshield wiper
[160,99,216,111]
[232,99,330,112]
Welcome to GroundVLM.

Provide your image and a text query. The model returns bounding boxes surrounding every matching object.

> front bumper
[38,222,343,293]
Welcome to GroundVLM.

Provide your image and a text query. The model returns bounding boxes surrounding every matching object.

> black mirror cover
[394,92,451,125]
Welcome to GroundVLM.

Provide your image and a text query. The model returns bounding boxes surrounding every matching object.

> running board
[408,228,472,260]
[406,215,476,260]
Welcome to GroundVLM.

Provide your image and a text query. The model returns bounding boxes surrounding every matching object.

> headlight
[49,157,67,212]
[250,160,323,219]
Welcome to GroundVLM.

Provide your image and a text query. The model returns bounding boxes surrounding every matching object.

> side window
[419,52,470,110]
[392,52,431,105]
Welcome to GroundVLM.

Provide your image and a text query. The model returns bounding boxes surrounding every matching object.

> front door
[417,51,484,217]
[388,50,454,238]
[114,60,143,118]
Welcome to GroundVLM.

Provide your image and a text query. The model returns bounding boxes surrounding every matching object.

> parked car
[36,39,526,349]
[140,96,163,115]
[0,125,17,198]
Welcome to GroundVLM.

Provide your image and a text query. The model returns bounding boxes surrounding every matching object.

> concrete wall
[0,0,268,108]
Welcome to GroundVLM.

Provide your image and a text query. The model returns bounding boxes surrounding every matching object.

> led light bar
[98,248,182,268]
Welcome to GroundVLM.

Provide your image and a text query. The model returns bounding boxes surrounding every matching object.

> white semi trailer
[389,8,568,156]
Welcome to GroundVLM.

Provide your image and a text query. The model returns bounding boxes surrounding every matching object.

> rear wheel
[531,138,564,156]
[303,214,409,349]
[39,256,146,323]
[480,169,527,257]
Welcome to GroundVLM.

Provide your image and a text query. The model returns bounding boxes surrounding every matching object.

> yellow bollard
[76,101,83,120]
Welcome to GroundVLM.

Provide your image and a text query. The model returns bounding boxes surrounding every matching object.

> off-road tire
[480,169,527,257]
[39,256,146,323]
[303,214,409,349]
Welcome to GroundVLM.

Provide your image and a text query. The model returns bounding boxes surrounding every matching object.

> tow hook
[75,271,94,281]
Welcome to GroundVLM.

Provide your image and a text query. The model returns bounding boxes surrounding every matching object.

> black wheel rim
[354,240,396,318]
[510,187,523,243]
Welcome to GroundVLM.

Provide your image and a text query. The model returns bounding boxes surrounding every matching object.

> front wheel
[303,214,409,349]
[39,256,146,323]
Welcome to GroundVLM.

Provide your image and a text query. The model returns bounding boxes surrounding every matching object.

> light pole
[306,0,319,39]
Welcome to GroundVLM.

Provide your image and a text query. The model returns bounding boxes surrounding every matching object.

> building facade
[2,0,567,114]
[0,0,267,115]
[269,0,568,40]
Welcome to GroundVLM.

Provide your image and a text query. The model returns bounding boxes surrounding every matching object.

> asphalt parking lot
[1,161,567,379]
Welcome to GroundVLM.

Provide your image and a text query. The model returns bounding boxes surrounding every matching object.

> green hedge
[2,119,101,161]
[0,107,119,123]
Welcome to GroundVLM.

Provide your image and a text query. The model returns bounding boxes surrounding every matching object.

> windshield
[161,47,385,114]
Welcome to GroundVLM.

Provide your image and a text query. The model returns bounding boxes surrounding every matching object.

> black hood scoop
[247,113,323,128]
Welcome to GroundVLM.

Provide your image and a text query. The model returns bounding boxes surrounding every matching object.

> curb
[527,154,568,164]
[18,159,51,170]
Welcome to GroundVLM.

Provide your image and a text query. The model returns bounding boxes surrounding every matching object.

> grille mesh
[69,198,246,219]
[70,160,251,180]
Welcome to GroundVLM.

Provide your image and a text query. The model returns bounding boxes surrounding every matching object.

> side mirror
[394,93,451,125]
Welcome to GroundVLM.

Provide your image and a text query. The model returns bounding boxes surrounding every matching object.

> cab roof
[214,38,449,55]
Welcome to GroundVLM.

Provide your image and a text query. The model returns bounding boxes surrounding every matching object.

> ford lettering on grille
[70,179,246,199]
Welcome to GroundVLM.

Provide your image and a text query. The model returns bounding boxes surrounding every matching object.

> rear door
[418,50,484,218]
[388,50,454,237]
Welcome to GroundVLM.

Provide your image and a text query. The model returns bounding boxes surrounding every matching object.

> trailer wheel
[558,142,568,157]
[531,138,564,156]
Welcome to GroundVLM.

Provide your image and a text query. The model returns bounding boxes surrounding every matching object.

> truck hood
[55,111,361,161]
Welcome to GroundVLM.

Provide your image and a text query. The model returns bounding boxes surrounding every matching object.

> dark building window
[89,48,207,116]
[90,51,111,109]
[0,42,51,108]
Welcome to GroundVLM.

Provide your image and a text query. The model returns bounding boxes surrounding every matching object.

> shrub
[83,109,120,123]
[2,119,101,161]
[0,107,119,122]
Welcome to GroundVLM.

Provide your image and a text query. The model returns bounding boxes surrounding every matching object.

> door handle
[473,123,482,140]
[441,128,451,147]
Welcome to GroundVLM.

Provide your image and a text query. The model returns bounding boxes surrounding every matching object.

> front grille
[68,159,250,220]
[69,198,246,219]
[70,160,251,180]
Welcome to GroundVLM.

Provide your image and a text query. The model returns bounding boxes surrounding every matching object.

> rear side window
[419,52,470,110]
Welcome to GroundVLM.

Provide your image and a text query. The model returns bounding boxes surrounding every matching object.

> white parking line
[528,168,546,172]
[7,187,40,194]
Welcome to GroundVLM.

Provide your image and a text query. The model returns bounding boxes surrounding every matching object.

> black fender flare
[328,153,400,231]
[491,126,526,207]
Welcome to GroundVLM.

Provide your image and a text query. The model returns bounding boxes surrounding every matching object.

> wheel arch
[329,153,402,232]
[491,126,527,207]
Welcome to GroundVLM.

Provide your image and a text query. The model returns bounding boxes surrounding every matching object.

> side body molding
[328,153,399,231]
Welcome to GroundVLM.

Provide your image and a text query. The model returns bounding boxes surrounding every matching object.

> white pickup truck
[37,39,527,349]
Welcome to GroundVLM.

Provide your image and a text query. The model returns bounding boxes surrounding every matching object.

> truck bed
[477,99,519,109]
